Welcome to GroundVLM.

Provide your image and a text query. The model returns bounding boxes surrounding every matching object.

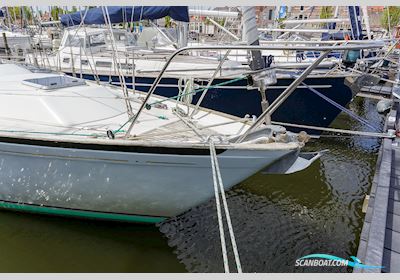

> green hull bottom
[0,201,166,224]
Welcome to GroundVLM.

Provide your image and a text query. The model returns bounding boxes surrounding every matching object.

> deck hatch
[22,76,86,90]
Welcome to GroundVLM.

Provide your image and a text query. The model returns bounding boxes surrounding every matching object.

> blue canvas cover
[60,6,189,26]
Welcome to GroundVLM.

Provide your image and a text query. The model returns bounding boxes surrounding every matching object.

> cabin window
[117,34,126,41]
[88,33,106,47]
[118,63,133,70]
[299,15,303,19]
[81,60,88,65]
[63,58,70,64]
[300,6,304,11]
[96,61,112,68]
[64,35,85,47]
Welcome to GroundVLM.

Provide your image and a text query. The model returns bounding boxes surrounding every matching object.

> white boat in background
[32,33,53,49]
[0,63,309,223]
[26,26,247,78]
[0,29,32,51]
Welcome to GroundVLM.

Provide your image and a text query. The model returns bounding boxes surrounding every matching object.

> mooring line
[209,139,230,272]
[300,81,381,132]
[209,139,242,273]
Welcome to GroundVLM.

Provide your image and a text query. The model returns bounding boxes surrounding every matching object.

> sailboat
[0,9,33,53]
[0,62,310,223]
[0,29,32,52]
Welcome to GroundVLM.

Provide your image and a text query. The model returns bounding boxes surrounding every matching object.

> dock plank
[360,138,392,273]
[382,248,400,273]
[386,212,400,233]
[388,198,400,216]
[384,230,400,254]
[355,101,400,273]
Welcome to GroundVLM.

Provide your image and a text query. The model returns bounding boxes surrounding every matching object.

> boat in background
[0,29,32,52]
[26,25,358,136]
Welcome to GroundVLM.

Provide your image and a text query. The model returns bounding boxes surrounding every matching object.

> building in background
[188,7,241,39]
[256,6,385,30]
[367,6,385,29]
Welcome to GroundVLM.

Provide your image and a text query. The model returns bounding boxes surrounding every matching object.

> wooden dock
[355,79,400,273]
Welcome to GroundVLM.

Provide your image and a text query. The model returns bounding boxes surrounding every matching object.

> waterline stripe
[0,201,165,224]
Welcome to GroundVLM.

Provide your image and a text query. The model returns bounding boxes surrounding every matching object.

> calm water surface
[0,97,384,272]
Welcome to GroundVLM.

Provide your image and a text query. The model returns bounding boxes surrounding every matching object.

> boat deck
[0,63,250,144]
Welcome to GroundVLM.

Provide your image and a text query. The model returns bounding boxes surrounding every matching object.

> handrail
[124,42,385,138]
[258,39,392,45]
[173,43,384,52]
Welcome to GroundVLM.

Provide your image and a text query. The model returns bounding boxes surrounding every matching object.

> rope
[148,76,246,107]
[113,115,136,134]
[130,5,135,24]
[177,77,194,105]
[209,139,242,273]
[294,78,382,132]
[271,121,393,138]
[113,113,168,134]
[177,77,194,114]
[209,139,229,272]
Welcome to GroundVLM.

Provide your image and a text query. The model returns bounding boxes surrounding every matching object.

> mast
[334,6,339,18]
[361,6,371,40]
[241,6,265,71]
[177,21,189,48]
[5,6,12,28]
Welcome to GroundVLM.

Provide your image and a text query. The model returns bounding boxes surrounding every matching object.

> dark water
[0,97,384,272]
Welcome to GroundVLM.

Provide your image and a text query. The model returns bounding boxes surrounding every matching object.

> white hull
[0,139,297,218]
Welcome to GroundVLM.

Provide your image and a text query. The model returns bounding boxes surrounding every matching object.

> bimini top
[60,6,189,26]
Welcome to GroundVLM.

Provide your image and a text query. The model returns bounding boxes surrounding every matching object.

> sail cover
[348,6,363,40]
[60,6,189,26]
